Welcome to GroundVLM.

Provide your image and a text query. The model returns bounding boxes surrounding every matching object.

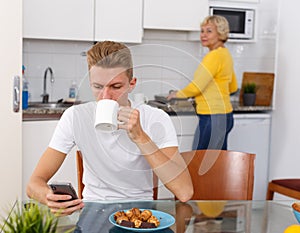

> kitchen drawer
[177,135,195,152]
[171,115,198,136]
[22,121,78,201]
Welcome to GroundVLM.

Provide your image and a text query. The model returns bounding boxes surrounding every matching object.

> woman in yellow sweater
[168,15,238,150]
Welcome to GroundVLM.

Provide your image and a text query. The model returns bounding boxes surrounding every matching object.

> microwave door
[210,7,255,40]
[214,9,246,38]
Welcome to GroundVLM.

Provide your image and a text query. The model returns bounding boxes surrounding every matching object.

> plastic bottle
[69,80,78,99]
[22,65,29,110]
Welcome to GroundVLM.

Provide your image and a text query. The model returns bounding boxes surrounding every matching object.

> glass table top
[53,200,297,233]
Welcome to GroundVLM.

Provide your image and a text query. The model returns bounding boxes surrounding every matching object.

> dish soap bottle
[69,80,78,99]
[22,65,29,110]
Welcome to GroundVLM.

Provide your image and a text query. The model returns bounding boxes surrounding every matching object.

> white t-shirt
[49,100,178,201]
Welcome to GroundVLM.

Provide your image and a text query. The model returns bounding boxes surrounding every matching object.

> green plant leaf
[243,82,257,93]
[0,201,59,233]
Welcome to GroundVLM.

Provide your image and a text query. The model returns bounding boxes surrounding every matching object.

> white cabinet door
[23,0,94,41]
[143,0,209,31]
[171,115,198,152]
[22,121,78,201]
[0,0,22,216]
[158,115,198,199]
[228,114,271,200]
[94,0,143,43]
[212,0,259,2]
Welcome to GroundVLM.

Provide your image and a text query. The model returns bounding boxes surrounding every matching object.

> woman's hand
[167,91,177,100]
[46,193,84,216]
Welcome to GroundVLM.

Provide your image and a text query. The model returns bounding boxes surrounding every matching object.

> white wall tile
[162,56,198,81]
[161,78,184,94]
[52,54,77,78]
[24,53,52,78]
[130,79,164,100]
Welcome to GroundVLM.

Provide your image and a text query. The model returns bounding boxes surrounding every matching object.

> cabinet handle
[13,75,20,112]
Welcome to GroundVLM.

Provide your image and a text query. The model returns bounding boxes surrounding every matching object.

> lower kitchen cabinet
[171,115,199,152]
[157,115,198,199]
[228,113,272,200]
[22,121,77,201]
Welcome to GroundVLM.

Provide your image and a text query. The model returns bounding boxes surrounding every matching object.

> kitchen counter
[233,105,272,113]
[23,108,64,121]
[22,101,78,121]
[22,103,272,121]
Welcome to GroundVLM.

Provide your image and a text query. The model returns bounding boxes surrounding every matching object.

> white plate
[109,209,175,232]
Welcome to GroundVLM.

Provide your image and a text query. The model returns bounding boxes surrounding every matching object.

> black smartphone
[49,182,78,200]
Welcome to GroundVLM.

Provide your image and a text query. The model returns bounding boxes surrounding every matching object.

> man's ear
[128,77,137,93]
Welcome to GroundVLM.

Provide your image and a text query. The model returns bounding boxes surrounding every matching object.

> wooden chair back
[181,150,256,200]
[76,151,158,200]
[266,179,300,200]
[76,151,85,199]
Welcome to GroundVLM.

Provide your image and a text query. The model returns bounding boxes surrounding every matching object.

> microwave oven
[209,6,255,40]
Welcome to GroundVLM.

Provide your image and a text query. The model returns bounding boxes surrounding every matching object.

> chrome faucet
[41,67,54,103]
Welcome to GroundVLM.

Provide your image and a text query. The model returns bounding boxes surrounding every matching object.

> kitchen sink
[28,102,74,109]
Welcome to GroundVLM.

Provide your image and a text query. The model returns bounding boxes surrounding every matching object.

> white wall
[269,0,300,182]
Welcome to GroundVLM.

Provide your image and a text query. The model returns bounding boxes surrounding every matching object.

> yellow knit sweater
[176,47,238,114]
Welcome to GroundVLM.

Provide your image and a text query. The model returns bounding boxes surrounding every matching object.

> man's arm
[26,147,84,215]
[136,139,194,202]
[119,106,194,202]
[27,147,65,203]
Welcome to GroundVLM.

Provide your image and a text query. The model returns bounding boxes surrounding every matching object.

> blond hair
[87,41,133,79]
[201,15,230,42]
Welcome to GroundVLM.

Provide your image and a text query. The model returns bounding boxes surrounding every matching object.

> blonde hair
[87,41,133,79]
[201,15,230,42]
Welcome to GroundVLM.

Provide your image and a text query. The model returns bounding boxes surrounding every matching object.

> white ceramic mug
[134,93,148,105]
[94,99,120,132]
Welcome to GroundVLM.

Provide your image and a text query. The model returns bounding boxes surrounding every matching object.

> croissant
[115,208,159,229]
[147,215,160,227]
[140,209,152,221]
[126,208,141,219]
[130,216,139,222]
[133,219,142,228]
[292,202,300,212]
[114,211,126,221]
[132,208,141,217]
[116,215,129,225]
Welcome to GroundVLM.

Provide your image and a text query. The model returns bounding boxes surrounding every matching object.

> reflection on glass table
[2,200,297,233]
[53,200,298,233]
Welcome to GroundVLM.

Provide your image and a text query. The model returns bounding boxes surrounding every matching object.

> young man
[27,41,193,215]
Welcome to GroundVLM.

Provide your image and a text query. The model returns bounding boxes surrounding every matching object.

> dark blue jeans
[192,112,234,150]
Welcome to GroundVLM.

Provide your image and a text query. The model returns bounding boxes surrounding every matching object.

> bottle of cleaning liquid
[22,65,29,110]
[69,80,78,99]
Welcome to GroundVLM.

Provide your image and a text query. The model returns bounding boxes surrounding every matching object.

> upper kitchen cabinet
[143,0,209,31]
[23,0,94,41]
[94,0,143,43]
[211,0,259,2]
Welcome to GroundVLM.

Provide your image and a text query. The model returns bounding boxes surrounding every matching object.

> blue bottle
[22,65,29,110]
[69,80,78,99]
